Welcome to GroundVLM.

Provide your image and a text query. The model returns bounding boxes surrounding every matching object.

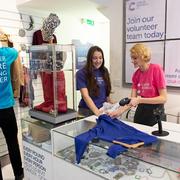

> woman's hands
[95,108,104,117]
[107,107,126,118]
[106,97,140,119]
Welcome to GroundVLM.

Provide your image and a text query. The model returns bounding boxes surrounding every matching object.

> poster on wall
[165,41,180,87]
[125,42,164,83]
[72,39,93,69]
[126,0,166,42]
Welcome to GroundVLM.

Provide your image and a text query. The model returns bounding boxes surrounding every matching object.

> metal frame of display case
[21,114,78,180]
[28,44,77,124]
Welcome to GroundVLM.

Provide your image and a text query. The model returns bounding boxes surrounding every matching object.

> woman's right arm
[80,88,102,116]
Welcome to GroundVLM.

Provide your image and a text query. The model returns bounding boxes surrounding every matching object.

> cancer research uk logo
[127,0,149,11]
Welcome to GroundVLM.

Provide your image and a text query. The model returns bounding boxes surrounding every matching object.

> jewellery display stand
[28,44,77,124]
[51,118,180,180]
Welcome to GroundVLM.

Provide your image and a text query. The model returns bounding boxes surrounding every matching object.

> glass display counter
[21,115,79,180]
[21,116,54,153]
[28,44,77,124]
[21,116,54,179]
[51,118,180,180]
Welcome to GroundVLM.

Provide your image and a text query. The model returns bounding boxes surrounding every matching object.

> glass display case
[52,118,180,180]
[21,116,60,180]
[21,116,55,153]
[28,44,77,124]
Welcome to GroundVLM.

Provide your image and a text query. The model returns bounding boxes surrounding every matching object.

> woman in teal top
[0,34,23,180]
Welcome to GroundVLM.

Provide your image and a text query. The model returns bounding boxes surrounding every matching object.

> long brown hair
[84,46,111,97]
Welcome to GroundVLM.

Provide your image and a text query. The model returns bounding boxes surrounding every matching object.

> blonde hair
[130,43,151,62]
[0,33,8,42]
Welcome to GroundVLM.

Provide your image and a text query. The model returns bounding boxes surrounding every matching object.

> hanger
[20,13,34,32]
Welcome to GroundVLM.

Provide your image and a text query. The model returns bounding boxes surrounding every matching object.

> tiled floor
[2,164,14,180]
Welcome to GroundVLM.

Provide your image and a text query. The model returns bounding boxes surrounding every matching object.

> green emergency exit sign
[81,18,94,26]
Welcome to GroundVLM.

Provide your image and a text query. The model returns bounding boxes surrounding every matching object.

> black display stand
[152,107,169,137]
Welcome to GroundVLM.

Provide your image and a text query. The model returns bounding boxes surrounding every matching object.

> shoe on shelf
[34,102,51,111]
[41,104,54,113]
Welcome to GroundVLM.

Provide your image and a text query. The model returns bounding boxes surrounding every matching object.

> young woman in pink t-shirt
[109,43,167,126]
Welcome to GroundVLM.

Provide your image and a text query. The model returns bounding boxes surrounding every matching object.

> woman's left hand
[130,97,140,107]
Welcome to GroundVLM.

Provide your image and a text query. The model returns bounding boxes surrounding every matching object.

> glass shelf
[52,119,180,179]
[123,139,180,174]
[21,116,55,153]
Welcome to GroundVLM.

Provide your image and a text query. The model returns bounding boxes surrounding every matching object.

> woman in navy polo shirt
[76,46,112,117]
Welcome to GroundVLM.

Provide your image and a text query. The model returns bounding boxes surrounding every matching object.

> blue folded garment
[75,114,157,163]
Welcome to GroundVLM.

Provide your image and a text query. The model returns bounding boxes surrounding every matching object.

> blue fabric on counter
[75,114,157,163]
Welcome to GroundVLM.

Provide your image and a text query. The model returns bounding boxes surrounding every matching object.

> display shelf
[21,116,54,153]
[21,116,59,180]
[21,115,81,180]
[21,116,79,152]
[28,44,77,124]
[51,118,180,180]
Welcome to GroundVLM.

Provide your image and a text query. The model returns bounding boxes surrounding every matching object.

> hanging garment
[32,30,67,113]
[19,66,34,107]
[32,29,57,45]
[75,114,157,163]
[11,55,24,98]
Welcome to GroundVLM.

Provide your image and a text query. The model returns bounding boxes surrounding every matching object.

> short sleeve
[132,70,139,89]
[8,48,18,64]
[153,64,166,89]
[76,69,87,90]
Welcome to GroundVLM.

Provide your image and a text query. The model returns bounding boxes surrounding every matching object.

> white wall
[17,6,110,65]
[16,5,110,110]
[54,11,110,68]
[54,12,110,109]
[54,11,109,109]
[98,0,131,99]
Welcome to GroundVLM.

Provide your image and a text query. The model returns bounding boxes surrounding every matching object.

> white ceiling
[16,0,110,21]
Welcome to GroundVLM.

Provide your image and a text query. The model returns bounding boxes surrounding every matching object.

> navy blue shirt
[76,68,107,109]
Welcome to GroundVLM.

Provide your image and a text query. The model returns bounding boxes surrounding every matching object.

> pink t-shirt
[132,63,166,98]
